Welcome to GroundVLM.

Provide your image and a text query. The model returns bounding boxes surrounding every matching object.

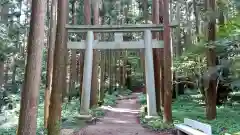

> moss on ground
[138,93,240,135]
[172,94,240,135]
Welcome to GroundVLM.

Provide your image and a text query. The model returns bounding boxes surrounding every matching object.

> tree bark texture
[4,61,9,89]
[193,0,200,41]
[69,0,78,101]
[79,51,84,101]
[100,51,105,101]
[47,0,68,134]
[84,0,91,36]
[44,0,57,128]
[152,0,162,113]
[206,48,217,120]
[159,0,164,110]
[163,0,173,123]
[17,0,45,134]
[140,0,148,94]
[62,4,69,101]
[0,61,4,88]
[90,1,100,107]
[206,0,217,120]
[11,60,17,90]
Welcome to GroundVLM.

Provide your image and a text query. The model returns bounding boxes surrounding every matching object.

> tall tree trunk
[47,0,68,134]
[159,0,164,110]
[109,50,113,90]
[140,0,148,94]
[0,1,9,89]
[84,0,91,35]
[11,59,17,89]
[68,0,77,101]
[204,0,209,38]
[100,51,105,101]
[4,61,9,89]
[0,61,4,88]
[114,0,121,90]
[17,0,45,134]
[173,1,181,99]
[62,2,70,100]
[76,54,80,83]
[0,2,9,24]
[163,0,173,123]
[219,12,224,25]
[185,2,192,46]
[69,0,77,101]
[115,50,120,88]
[44,0,57,128]
[12,1,23,91]
[79,51,84,101]
[22,0,31,63]
[152,0,161,113]
[90,0,100,107]
[193,0,200,41]
[175,2,181,55]
[219,4,224,26]
[99,14,105,98]
[206,0,217,120]
[105,51,110,88]
[122,51,127,88]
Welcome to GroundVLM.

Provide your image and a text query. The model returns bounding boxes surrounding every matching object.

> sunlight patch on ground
[102,117,133,124]
[101,106,139,114]
[112,120,132,124]
[122,114,135,117]
[120,99,137,104]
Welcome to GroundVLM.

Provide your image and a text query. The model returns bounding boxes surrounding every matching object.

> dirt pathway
[72,93,173,135]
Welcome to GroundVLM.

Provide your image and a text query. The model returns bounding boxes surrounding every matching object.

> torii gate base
[66,24,167,117]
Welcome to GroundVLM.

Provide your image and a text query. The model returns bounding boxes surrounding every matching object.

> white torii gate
[66,24,169,117]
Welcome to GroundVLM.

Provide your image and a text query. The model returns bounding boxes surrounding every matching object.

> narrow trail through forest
[68,93,173,135]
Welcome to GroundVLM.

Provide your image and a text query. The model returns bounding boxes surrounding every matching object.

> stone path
[70,93,175,135]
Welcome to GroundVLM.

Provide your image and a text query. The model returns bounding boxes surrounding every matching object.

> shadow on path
[68,93,173,135]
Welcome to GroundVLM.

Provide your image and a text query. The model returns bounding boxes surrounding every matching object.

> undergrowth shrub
[62,98,81,118]
[103,93,117,106]
[120,89,132,96]
[111,88,132,96]
[137,93,174,132]
[137,92,240,134]
[89,107,105,118]
[0,97,83,135]
[0,128,16,135]
[138,94,146,105]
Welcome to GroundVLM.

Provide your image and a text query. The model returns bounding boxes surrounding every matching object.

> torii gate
[66,24,175,117]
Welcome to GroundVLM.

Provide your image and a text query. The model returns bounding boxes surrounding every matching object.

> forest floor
[62,93,174,135]
[171,91,240,134]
